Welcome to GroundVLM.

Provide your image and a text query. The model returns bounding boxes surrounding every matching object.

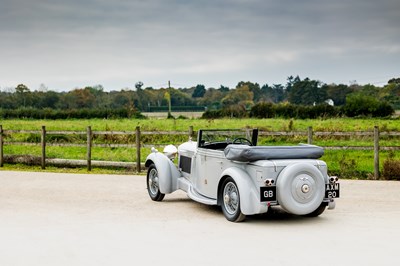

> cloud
[0,0,399,90]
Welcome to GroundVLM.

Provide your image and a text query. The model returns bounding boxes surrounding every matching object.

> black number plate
[325,183,340,198]
[260,187,276,202]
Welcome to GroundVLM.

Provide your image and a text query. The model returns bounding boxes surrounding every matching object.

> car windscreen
[198,129,257,148]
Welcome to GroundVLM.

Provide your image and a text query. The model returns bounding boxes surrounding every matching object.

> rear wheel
[303,202,327,217]
[221,177,246,222]
[147,164,165,201]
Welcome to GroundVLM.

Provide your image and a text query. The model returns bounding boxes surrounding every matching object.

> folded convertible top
[224,144,324,162]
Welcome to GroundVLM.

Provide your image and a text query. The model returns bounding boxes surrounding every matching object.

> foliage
[0,107,145,119]
[202,104,248,118]
[382,151,400,180]
[343,94,394,117]
[382,159,400,180]
[1,76,399,119]
[288,77,327,105]
[1,118,400,179]
[249,102,341,119]
[192,84,206,98]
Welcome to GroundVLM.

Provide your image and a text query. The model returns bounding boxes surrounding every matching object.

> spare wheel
[276,163,325,215]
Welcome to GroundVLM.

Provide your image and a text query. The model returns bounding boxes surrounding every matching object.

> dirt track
[1,171,400,266]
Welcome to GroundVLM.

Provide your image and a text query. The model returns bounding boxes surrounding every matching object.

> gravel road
[1,171,399,266]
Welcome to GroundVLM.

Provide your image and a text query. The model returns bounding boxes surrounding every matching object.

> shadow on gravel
[246,207,326,224]
[159,196,325,224]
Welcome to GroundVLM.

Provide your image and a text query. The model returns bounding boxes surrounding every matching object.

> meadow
[1,117,399,178]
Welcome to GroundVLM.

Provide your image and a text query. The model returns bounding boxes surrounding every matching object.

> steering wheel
[232,137,253,146]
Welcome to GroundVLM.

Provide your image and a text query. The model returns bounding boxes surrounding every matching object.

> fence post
[41,126,46,169]
[307,126,313,144]
[87,126,92,171]
[189,126,193,141]
[374,126,380,180]
[0,125,3,167]
[136,126,141,173]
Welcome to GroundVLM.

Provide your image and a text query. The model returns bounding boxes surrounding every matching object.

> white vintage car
[145,129,339,222]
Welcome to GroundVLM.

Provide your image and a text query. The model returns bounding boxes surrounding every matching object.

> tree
[192,84,206,98]
[219,85,230,92]
[236,81,261,102]
[15,84,31,107]
[388,77,400,84]
[198,88,224,109]
[327,84,354,106]
[260,84,285,103]
[288,77,327,105]
[135,81,144,90]
[221,84,254,108]
[343,94,394,117]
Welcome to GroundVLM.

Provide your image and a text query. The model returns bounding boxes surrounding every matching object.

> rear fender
[145,151,181,194]
[219,167,260,215]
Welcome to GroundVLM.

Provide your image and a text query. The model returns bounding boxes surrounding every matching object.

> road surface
[0,171,399,266]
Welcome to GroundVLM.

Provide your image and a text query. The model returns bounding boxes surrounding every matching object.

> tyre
[303,202,327,217]
[221,177,246,222]
[147,164,165,201]
[276,163,325,215]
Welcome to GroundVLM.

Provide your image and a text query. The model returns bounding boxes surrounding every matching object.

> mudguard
[145,151,181,194]
[220,167,266,215]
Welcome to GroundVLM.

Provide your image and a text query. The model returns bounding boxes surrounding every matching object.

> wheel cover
[277,163,325,215]
[223,181,239,215]
[148,168,160,196]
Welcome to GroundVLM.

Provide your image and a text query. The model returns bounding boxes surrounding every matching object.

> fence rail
[0,125,399,179]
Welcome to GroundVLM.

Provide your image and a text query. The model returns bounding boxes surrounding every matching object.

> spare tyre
[276,163,325,215]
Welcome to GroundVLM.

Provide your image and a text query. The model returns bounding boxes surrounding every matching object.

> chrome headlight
[163,144,178,160]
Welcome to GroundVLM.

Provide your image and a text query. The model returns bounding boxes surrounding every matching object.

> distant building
[325,99,334,106]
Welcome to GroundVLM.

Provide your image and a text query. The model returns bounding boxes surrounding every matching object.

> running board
[178,177,217,205]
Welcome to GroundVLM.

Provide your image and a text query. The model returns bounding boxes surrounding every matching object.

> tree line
[0,76,399,119]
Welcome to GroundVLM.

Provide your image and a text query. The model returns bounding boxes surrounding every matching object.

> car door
[192,148,224,199]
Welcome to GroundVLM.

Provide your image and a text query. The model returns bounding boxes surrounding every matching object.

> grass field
[1,117,400,131]
[1,117,399,178]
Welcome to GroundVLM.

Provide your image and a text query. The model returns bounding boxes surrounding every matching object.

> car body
[145,129,339,222]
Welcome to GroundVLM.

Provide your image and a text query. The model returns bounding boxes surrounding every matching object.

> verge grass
[1,117,399,178]
[1,117,399,131]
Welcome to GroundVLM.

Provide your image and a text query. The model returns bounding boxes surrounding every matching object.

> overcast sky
[1,0,399,91]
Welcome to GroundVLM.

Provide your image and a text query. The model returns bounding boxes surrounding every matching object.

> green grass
[0,163,138,175]
[1,117,399,131]
[321,150,400,179]
[1,117,399,178]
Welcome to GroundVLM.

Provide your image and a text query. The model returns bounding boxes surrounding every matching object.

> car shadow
[163,197,324,224]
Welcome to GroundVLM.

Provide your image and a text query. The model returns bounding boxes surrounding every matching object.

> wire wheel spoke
[149,169,159,195]
[224,182,239,215]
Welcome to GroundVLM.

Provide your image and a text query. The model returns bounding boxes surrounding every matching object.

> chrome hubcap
[148,168,159,195]
[301,184,310,193]
[223,182,239,215]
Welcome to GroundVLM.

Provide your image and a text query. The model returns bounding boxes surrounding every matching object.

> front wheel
[147,164,165,201]
[221,177,246,222]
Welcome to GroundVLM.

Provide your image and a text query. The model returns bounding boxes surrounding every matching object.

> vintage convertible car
[145,129,339,222]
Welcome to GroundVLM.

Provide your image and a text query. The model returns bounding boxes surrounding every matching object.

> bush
[382,159,400,180]
[201,110,222,119]
[202,105,247,119]
[343,94,394,117]
[339,156,359,179]
[249,103,340,119]
[249,102,275,118]
[0,108,145,119]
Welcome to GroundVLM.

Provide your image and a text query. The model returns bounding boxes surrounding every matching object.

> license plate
[260,187,276,202]
[325,183,340,198]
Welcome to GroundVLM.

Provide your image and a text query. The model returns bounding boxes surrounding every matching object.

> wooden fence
[0,125,399,179]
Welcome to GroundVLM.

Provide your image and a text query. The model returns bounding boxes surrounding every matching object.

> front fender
[145,151,181,194]
[220,167,263,215]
